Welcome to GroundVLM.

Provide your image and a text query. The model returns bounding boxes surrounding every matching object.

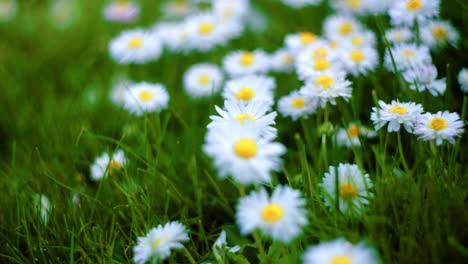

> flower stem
[182,247,197,264]
[253,231,268,262]
[397,131,410,172]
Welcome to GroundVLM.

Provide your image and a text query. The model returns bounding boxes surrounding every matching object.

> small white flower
[0,0,16,22]
[384,43,432,72]
[133,221,190,264]
[420,20,460,50]
[303,238,380,264]
[402,64,446,96]
[222,74,276,109]
[336,123,377,147]
[49,0,79,30]
[458,68,468,93]
[270,49,295,73]
[109,29,162,64]
[300,72,352,107]
[414,111,465,145]
[236,185,308,243]
[284,32,319,54]
[184,63,224,98]
[340,30,377,49]
[330,0,369,15]
[161,0,194,19]
[103,0,139,23]
[278,90,318,121]
[323,15,363,40]
[213,0,250,21]
[385,27,413,45]
[213,230,241,253]
[157,21,193,53]
[223,50,270,77]
[185,13,235,51]
[340,46,378,77]
[110,77,133,107]
[281,0,323,8]
[389,0,440,26]
[90,149,127,181]
[34,194,52,223]
[370,100,423,133]
[321,163,373,216]
[123,82,169,116]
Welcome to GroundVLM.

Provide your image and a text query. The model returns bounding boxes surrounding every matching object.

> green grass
[1,0,468,263]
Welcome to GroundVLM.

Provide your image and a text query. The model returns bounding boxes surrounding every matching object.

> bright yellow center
[128,37,143,49]
[299,32,316,45]
[235,113,255,124]
[198,22,214,35]
[351,36,363,46]
[314,59,331,71]
[402,49,416,59]
[233,138,257,158]
[315,76,335,89]
[261,203,285,223]
[108,160,122,175]
[282,55,294,64]
[393,32,403,42]
[138,91,154,102]
[339,22,353,35]
[240,52,255,66]
[406,0,422,11]
[350,50,365,62]
[329,41,339,49]
[432,26,448,39]
[347,124,360,137]
[428,118,447,131]
[389,106,408,115]
[313,48,328,59]
[339,183,358,200]
[346,0,361,8]
[236,87,255,101]
[198,74,210,85]
[292,98,305,109]
[330,255,352,264]
[152,238,162,249]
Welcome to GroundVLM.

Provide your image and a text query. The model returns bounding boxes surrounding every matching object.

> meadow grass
[1,0,468,263]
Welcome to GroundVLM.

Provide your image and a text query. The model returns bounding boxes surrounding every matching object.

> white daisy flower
[336,123,377,147]
[300,72,352,107]
[208,99,278,141]
[296,57,344,82]
[236,186,307,243]
[303,238,380,264]
[0,0,16,22]
[384,43,432,72]
[49,0,79,30]
[159,22,193,53]
[222,74,276,109]
[420,20,460,50]
[321,163,373,216]
[458,68,468,93]
[223,50,270,77]
[270,49,295,73]
[362,0,393,14]
[185,13,229,51]
[278,90,318,121]
[330,0,369,15]
[389,0,439,26]
[133,221,190,264]
[161,0,195,19]
[340,46,378,77]
[90,149,127,181]
[203,121,286,185]
[414,111,465,145]
[385,27,413,45]
[323,15,363,41]
[213,230,241,254]
[34,194,52,224]
[402,64,446,96]
[110,77,132,107]
[103,0,139,23]
[284,32,319,54]
[370,100,423,133]
[213,0,250,21]
[295,40,340,66]
[340,30,376,49]
[123,82,169,116]
[281,0,323,8]
[184,63,224,98]
[109,29,162,64]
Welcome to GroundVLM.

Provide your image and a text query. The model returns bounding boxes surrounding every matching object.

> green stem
[397,131,410,172]
[182,247,197,264]
[253,231,268,263]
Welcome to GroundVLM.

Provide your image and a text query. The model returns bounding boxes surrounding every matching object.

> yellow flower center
[313,48,328,59]
[393,32,403,42]
[235,113,255,124]
[329,41,339,49]
[331,255,352,264]
[351,36,363,46]
[152,238,162,249]
[138,91,154,102]
[233,138,257,159]
[240,52,255,66]
[347,124,360,137]
[315,76,335,89]
[346,0,361,8]
[292,98,305,109]
[314,59,331,71]
[428,117,447,131]
[299,32,316,45]
[198,22,214,35]
[350,50,365,62]
[339,183,358,200]
[261,203,285,223]
[108,160,122,175]
[198,74,211,85]
[432,26,448,39]
[389,106,408,115]
[128,37,143,49]
[282,55,294,64]
[236,87,255,101]
[406,0,422,11]
[339,22,353,35]
[402,49,416,59]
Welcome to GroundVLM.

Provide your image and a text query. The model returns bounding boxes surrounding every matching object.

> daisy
[161,0,194,19]
[340,30,377,49]
[330,0,369,15]
[284,32,319,54]
[458,68,468,93]
[270,48,295,73]
[222,75,276,109]
[281,0,323,8]
[34,194,52,224]
[110,77,132,107]
[223,50,270,77]
[384,43,432,72]
[389,0,440,26]
[278,90,318,121]
[158,22,193,53]
[49,0,78,30]
[370,100,423,132]
[414,111,465,145]
[90,149,127,181]
[236,185,307,243]
[321,163,373,216]
[123,82,169,116]
[213,230,241,254]
[203,121,286,185]
[103,0,139,23]
[185,13,229,51]
[213,0,250,21]
[295,40,340,66]
[362,0,393,14]
[336,123,377,147]
[323,15,363,41]
[184,63,224,98]
[385,27,413,45]
[420,20,460,50]
[0,0,16,22]
[402,64,446,96]
[300,71,352,107]
[340,46,378,77]
[296,57,343,82]
[109,29,162,64]
[133,221,190,264]
[303,238,380,264]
